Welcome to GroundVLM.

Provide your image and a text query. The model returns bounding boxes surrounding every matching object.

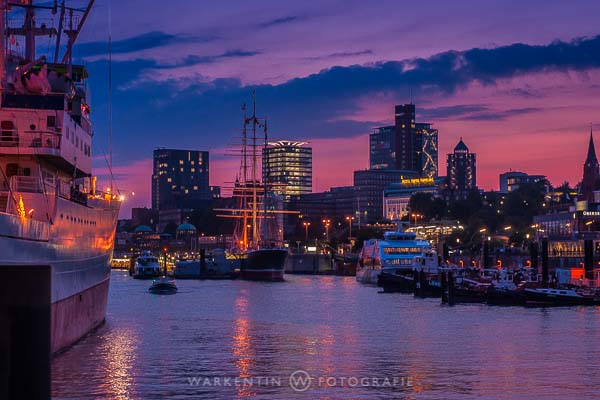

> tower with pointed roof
[580,127,600,203]
[446,137,477,200]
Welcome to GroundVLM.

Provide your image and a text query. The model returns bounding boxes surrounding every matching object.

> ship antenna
[53,1,65,63]
[0,0,5,102]
[108,0,113,192]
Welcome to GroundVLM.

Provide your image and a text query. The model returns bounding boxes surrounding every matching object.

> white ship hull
[0,197,119,353]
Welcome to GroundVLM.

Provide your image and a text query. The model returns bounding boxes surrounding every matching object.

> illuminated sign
[401,177,435,186]
[383,247,421,255]
[582,211,600,216]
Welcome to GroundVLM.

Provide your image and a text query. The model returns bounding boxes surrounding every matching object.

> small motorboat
[148,276,178,295]
[523,288,600,306]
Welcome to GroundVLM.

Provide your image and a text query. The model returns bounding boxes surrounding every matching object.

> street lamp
[346,216,354,238]
[411,213,422,227]
[503,226,512,231]
[322,218,331,241]
[303,221,311,241]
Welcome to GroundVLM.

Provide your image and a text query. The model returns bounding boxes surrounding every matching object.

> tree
[408,192,447,220]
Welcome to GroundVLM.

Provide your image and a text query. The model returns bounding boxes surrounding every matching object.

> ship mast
[241,103,248,250]
[251,90,258,246]
[262,118,269,244]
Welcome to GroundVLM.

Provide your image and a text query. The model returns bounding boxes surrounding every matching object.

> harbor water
[52,271,600,399]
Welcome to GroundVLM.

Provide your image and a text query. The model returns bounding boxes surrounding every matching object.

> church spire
[586,124,598,166]
[581,124,600,203]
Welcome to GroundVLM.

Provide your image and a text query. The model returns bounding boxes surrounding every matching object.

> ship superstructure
[0,0,120,354]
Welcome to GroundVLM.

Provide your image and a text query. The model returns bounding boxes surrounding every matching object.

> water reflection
[232,295,256,397]
[101,327,138,399]
[52,272,600,399]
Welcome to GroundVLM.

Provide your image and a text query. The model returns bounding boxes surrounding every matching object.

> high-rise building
[263,141,312,200]
[415,122,438,178]
[446,138,476,200]
[580,129,600,203]
[152,148,210,211]
[369,104,438,177]
[369,126,395,170]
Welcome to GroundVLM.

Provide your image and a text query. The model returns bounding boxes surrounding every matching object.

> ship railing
[0,130,61,150]
[9,175,56,195]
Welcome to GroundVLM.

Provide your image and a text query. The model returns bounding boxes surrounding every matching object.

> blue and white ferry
[356,231,431,284]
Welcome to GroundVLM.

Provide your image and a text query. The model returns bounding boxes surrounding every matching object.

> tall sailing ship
[0,1,120,354]
[216,94,290,281]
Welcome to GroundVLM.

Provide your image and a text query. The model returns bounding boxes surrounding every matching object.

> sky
[50,0,600,217]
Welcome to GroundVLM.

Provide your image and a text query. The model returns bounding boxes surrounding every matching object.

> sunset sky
[65,0,600,217]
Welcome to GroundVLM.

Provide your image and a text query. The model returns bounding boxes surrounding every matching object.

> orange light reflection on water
[233,295,256,397]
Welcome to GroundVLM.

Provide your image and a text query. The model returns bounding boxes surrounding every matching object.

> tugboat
[412,255,444,298]
[358,230,430,284]
[486,269,540,306]
[378,249,441,294]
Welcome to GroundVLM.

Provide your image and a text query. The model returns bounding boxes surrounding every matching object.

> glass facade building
[369,126,396,170]
[263,141,312,200]
[152,148,210,211]
[370,104,438,177]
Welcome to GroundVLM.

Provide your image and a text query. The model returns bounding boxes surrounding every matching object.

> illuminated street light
[322,219,331,241]
[346,216,354,238]
[303,221,311,240]
[411,213,422,227]
[479,228,487,233]
[503,226,512,231]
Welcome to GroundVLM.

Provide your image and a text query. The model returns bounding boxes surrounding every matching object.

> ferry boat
[133,251,162,279]
[0,2,120,354]
[357,231,430,284]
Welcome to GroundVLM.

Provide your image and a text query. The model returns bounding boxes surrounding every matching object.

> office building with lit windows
[152,148,210,211]
[263,141,312,200]
[369,125,396,170]
[370,104,438,177]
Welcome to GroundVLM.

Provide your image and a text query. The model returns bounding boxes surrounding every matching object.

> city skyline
[71,1,600,216]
